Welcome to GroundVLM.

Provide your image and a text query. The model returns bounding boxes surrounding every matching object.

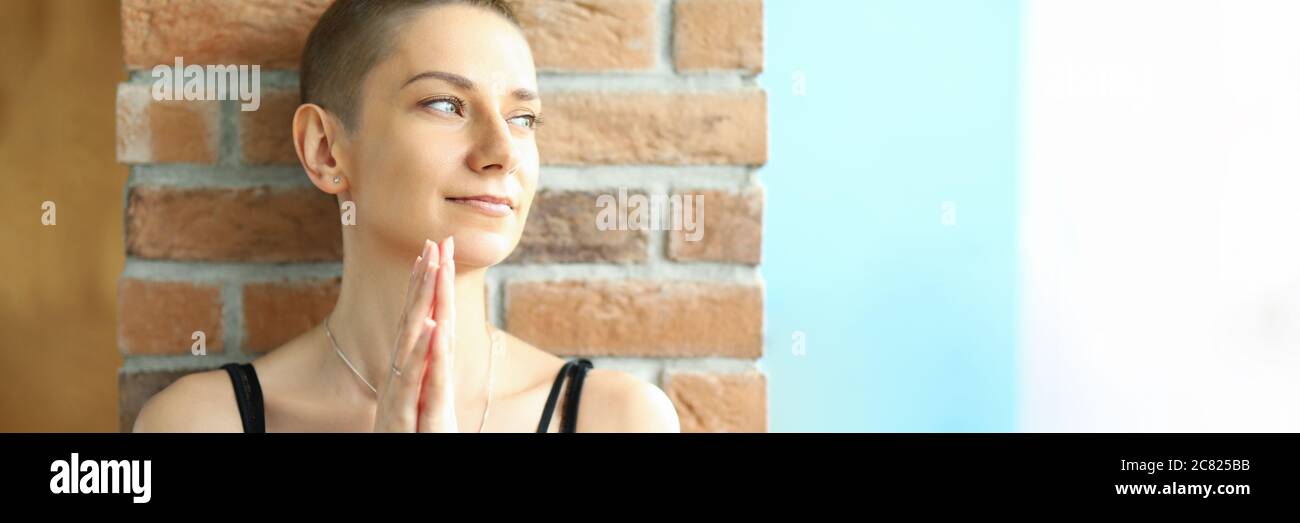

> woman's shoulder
[133,328,319,433]
[578,366,681,433]
[502,332,681,433]
[131,366,245,433]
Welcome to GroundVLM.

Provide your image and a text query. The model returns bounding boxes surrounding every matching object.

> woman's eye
[422,98,462,115]
[508,114,536,129]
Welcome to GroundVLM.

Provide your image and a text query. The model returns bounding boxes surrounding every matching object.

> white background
[1022,0,1300,430]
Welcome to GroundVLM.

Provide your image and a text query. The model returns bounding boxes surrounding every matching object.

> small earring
[332,177,341,184]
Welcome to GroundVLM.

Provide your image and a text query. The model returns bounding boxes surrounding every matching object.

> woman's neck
[323,231,493,407]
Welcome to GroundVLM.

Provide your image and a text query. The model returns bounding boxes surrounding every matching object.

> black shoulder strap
[221,363,265,433]
[536,361,574,433]
[559,359,594,433]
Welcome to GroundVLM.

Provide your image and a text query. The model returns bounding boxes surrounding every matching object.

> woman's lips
[447,196,514,217]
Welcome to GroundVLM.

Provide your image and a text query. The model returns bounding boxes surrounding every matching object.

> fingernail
[443,236,454,264]
[422,239,433,258]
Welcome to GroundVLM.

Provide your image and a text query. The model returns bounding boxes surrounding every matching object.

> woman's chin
[447,230,518,268]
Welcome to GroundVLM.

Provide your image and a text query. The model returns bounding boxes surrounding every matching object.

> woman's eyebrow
[402,70,538,101]
[513,87,539,101]
[402,70,474,90]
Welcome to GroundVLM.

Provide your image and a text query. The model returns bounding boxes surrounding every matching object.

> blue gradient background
[759,0,1021,431]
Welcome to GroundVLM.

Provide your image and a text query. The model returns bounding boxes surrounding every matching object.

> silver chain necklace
[324,314,500,433]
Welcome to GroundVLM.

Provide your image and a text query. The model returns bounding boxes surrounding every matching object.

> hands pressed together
[372,237,460,433]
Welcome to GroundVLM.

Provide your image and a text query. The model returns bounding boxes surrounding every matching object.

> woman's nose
[466,116,519,176]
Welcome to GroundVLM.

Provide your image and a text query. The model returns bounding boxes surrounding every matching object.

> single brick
[506,189,648,263]
[667,187,763,264]
[506,280,762,357]
[674,0,764,72]
[121,0,331,69]
[538,91,767,165]
[118,278,223,355]
[663,371,767,432]
[126,186,343,262]
[243,277,341,353]
[512,0,656,71]
[116,83,219,164]
[240,87,300,165]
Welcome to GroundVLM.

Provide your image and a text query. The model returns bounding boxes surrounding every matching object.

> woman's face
[344,4,540,268]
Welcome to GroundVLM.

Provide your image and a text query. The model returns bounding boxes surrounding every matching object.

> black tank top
[220,359,594,433]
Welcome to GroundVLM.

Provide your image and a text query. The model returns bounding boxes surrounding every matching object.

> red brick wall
[116,0,767,433]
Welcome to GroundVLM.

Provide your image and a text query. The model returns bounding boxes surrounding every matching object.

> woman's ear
[293,103,350,195]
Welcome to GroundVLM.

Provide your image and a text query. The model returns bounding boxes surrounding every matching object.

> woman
[133,0,680,433]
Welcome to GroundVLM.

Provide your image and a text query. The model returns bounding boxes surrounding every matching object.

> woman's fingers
[374,236,461,433]
[395,240,438,363]
[396,317,436,393]
[392,244,426,356]
[434,236,455,341]
[407,240,438,318]
[418,322,458,432]
[372,239,439,432]
[373,318,435,432]
[418,236,458,432]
